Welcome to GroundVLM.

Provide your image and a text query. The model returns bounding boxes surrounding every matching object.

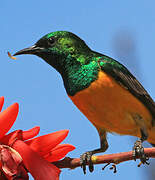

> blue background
[1,0,155,179]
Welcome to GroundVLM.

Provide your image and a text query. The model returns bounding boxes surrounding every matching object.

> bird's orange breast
[69,71,152,137]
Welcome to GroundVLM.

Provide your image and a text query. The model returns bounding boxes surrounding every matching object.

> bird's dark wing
[99,56,155,125]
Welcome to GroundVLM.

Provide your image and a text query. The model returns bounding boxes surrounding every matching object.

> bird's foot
[132,139,149,165]
[80,151,94,174]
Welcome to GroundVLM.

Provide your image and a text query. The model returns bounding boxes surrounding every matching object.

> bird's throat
[61,60,99,96]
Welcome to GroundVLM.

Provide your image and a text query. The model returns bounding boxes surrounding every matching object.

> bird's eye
[48,37,55,45]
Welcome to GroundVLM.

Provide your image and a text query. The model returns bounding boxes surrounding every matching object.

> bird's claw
[80,151,94,174]
[132,140,149,165]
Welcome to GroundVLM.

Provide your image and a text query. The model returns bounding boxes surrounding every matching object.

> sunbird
[14,31,155,173]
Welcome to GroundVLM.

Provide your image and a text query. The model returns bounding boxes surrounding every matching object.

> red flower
[0,97,75,179]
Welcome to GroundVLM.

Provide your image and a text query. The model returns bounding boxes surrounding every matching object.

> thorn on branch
[102,163,117,173]
[102,163,110,171]
[110,164,117,173]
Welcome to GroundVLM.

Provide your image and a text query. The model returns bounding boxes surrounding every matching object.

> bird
[13,31,155,173]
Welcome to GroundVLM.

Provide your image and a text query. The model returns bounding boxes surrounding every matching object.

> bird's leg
[132,126,149,164]
[80,129,108,174]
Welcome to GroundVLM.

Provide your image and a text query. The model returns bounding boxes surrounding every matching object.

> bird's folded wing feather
[99,57,155,125]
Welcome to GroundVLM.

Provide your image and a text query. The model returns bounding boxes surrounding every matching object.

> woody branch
[53,147,155,171]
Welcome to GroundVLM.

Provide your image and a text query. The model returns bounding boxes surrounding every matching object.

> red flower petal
[0,97,4,112]
[26,130,69,156]
[13,140,60,180]
[22,126,40,140]
[0,103,19,139]
[1,127,40,145]
[1,130,23,145]
[44,144,75,162]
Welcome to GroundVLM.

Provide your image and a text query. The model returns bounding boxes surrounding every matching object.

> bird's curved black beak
[13,45,44,56]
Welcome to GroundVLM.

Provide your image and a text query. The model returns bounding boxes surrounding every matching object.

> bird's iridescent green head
[14,31,101,95]
[14,31,91,74]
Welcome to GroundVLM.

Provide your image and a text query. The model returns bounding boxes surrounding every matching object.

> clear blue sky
[1,0,155,179]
